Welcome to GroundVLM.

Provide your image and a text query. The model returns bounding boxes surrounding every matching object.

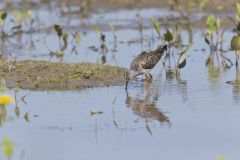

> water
[0,3,240,160]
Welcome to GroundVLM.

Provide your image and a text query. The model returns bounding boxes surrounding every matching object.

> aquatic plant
[176,43,192,80]
[205,15,232,69]
[0,11,7,37]
[12,10,33,33]
[54,24,68,51]
[230,35,240,81]
[229,2,240,34]
[93,24,108,64]
[151,19,160,39]
[150,20,192,80]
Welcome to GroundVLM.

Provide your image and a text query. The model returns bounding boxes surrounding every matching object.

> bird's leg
[145,74,149,91]
[145,73,154,91]
[150,74,154,89]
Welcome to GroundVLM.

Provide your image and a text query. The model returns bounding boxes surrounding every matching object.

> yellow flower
[0,95,14,107]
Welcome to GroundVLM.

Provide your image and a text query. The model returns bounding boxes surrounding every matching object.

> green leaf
[151,19,160,38]
[1,12,7,21]
[164,30,173,42]
[231,35,240,51]
[206,15,217,34]
[237,3,240,17]
[0,12,7,24]
[2,137,14,158]
[204,36,210,45]
[177,44,192,69]
[54,24,63,38]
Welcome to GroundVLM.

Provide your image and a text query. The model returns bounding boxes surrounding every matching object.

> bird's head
[124,70,137,80]
[157,44,168,52]
[124,70,137,90]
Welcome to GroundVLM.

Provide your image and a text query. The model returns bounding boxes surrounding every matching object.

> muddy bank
[59,0,236,13]
[0,60,125,91]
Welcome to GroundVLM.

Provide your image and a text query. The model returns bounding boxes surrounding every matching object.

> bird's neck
[155,47,165,59]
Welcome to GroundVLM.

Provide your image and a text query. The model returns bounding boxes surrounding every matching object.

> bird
[125,44,168,90]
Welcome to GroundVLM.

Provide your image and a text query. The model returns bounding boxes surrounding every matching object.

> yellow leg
[145,78,149,91]
[151,76,154,89]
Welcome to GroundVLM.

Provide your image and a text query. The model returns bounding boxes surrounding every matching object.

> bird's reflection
[231,84,240,104]
[125,90,169,124]
[177,80,188,102]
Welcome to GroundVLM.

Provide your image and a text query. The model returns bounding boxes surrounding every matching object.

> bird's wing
[130,51,148,70]
[140,54,157,70]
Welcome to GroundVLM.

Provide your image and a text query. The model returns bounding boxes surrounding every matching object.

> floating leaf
[2,136,13,159]
[90,110,103,116]
[151,19,160,38]
[54,24,63,38]
[164,30,173,42]
[177,44,192,69]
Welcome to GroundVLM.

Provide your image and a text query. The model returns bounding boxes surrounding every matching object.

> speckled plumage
[125,44,167,90]
[130,44,167,75]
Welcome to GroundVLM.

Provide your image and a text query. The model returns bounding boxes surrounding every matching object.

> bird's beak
[125,78,129,90]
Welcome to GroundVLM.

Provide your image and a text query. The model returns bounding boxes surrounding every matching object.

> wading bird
[125,44,168,90]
